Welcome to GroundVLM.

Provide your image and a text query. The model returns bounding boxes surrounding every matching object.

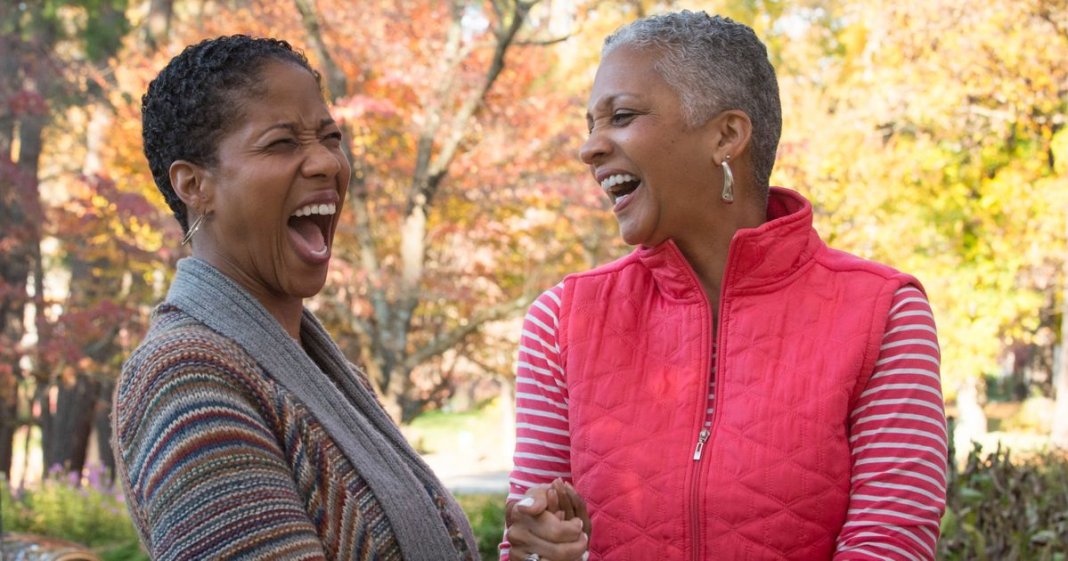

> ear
[710,109,753,164]
[169,160,212,213]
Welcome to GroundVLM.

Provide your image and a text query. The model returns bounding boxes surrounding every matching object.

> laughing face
[195,60,350,322]
[580,45,721,248]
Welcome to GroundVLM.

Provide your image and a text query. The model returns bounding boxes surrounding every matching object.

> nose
[302,143,344,178]
[579,127,611,165]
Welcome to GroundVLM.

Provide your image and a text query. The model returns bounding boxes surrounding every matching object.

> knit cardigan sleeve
[113,318,328,561]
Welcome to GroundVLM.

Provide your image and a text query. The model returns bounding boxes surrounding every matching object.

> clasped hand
[506,478,591,561]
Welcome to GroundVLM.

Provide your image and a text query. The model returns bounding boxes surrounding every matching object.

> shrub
[10,450,1065,561]
[1,467,147,561]
[456,493,507,560]
[939,442,1068,560]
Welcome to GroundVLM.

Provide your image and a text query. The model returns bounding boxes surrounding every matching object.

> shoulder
[528,283,564,316]
[533,253,636,316]
[561,251,641,283]
[815,246,923,289]
[115,304,276,432]
[122,304,263,381]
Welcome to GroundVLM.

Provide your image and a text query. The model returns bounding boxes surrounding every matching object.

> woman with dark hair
[112,35,476,560]
[501,11,947,561]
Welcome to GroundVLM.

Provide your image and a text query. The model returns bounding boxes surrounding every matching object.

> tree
[0,0,148,479]
[771,0,1068,408]
[0,0,62,477]
[284,0,597,421]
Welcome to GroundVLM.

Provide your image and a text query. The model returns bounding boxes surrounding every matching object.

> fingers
[563,481,592,536]
[507,510,588,561]
[545,479,591,537]
[552,479,576,521]
[508,485,550,525]
[547,483,561,514]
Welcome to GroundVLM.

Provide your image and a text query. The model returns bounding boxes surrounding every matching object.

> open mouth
[287,202,336,258]
[601,173,641,205]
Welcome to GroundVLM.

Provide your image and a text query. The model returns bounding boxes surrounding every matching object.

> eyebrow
[586,93,639,121]
[264,118,337,133]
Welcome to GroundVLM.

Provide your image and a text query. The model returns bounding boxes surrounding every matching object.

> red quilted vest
[560,188,919,561]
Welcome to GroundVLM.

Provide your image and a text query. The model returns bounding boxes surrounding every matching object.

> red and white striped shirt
[503,284,946,560]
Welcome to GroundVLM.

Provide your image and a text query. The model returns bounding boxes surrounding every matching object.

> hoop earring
[720,155,734,203]
[181,212,206,246]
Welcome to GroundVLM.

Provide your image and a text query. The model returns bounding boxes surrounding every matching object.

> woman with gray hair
[501,10,947,561]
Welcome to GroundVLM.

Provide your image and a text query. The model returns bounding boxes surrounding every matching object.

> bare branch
[293,0,347,99]
[293,0,383,311]
[516,34,572,47]
[426,0,534,185]
[404,293,536,370]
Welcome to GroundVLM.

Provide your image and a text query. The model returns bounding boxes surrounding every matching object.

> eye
[322,131,343,146]
[610,111,637,126]
[267,137,298,150]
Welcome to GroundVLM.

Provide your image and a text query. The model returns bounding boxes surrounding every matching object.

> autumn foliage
[1,0,1066,483]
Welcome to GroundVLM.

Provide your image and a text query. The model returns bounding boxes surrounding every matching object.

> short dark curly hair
[142,35,321,232]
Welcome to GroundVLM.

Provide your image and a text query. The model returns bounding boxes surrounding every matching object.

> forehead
[212,62,332,150]
[242,60,322,104]
[587,45,671,111]
[234,61,329,123]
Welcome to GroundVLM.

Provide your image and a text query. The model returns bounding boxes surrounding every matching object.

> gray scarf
[167,257,477,560]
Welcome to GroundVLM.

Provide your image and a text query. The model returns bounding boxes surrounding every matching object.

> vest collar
[637,187,823,299]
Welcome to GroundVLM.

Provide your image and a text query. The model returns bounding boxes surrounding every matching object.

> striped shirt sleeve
[500,283,571,560]
[834,285,948,560]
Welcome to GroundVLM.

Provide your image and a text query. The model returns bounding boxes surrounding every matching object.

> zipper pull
[692,429,710,460]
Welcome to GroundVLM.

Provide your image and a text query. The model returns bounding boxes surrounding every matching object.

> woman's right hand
[506,479,590,561]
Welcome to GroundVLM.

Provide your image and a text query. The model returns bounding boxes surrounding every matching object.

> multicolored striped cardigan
[112,258,476,560]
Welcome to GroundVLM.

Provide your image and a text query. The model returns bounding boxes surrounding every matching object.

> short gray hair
[603,11,782,191]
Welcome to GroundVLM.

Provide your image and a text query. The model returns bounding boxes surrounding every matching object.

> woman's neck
[675,203,766,314]
[191,251,305,340]
[676,236,729,311]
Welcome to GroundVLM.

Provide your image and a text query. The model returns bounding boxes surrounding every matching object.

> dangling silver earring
[720,155,734,203]
[181,212,206,246]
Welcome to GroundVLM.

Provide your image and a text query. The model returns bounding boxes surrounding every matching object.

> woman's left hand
[506,482,589,561]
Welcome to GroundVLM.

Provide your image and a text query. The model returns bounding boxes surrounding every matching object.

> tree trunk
[43,368,99,477]
[94,379,116,482]
[0,158,26,478]
[15,113,52,476]
[143,0,174,50]
[36,382,54,473]
[0,367,16,475]
[293,0,539,423]
[952,376,987,463]
[0,18,28,478]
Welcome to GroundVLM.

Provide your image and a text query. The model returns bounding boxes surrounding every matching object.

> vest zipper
[674,238,730,561]
[692,429,710,460]
[691,340,718,561]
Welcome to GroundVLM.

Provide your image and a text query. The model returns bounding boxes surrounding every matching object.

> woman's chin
[620,227,655,247]
[283,270,329,301]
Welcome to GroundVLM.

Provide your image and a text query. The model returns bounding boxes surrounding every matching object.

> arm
[834,285,948,561]
[501,284,588,561]
[114,330,328,561]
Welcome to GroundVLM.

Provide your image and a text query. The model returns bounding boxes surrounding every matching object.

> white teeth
[600,173,638,190]
[292,202,337,218]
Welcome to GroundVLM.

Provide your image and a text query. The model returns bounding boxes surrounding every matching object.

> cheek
[338,155,352,191]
